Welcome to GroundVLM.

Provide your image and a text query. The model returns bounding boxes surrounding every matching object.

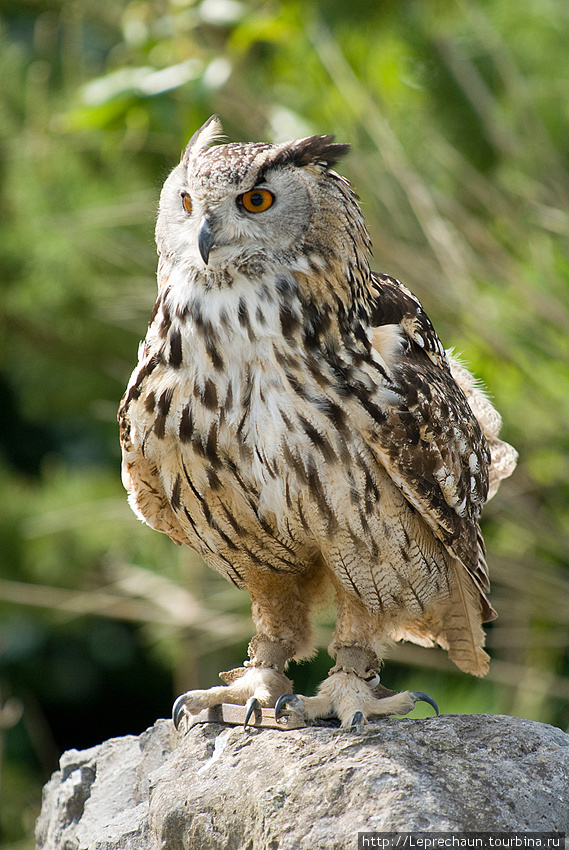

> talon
[350,711,365,730]
[274,693,303,721]
[244,696,262,728]
[410,691,439,716]
[172,693,189,730]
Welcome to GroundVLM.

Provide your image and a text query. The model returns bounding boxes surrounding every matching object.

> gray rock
[36,714,569,850]
[36,719,174,850]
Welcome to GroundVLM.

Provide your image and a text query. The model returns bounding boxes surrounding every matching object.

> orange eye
[240,188,274,213]
[181,192,192,214]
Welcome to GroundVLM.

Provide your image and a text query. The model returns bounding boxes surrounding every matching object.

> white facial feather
[157,161,317,274]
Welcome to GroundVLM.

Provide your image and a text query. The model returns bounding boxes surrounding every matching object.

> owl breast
[125,259,319,576]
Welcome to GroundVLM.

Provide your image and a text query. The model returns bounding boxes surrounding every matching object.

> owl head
[155,116,368,280]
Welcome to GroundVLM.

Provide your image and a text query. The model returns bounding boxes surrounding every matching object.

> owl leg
[173,572,314,729]
[275,587,438,728]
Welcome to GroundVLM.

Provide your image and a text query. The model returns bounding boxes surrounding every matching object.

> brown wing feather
[366,273,500,674]
[369,275,490,575]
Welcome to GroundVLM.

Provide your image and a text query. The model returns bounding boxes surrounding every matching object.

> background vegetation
[1,0,568,845]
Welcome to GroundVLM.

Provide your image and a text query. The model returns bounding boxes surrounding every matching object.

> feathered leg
[173,569,316,728]
[276,583,438,728]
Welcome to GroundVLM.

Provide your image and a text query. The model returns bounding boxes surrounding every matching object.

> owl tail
[437,561,494,677]
[392,560,494,677]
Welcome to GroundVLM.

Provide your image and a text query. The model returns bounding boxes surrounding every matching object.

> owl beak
[198,215,215,265]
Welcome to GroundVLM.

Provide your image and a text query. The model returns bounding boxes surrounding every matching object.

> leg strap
[218,635,295,685]
[328,644,380,680]
[245,634,296,673]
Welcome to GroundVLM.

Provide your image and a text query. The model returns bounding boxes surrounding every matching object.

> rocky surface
[36,713,569,849]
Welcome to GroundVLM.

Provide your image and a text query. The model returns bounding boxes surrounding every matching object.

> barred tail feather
[391,559,494,676]
[442,562,492,676]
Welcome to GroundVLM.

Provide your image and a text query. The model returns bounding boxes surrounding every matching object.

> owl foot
[274,671,439,729]
[172,664,293,729]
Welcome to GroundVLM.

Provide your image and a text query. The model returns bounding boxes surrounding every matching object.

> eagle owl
[119,116,517,728]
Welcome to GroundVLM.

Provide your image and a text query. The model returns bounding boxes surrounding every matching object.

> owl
[118,116,517,728]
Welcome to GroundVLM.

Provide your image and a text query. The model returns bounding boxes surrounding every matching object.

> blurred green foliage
[1,0,569,844]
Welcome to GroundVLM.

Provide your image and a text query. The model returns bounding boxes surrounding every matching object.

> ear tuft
[273,135,350,170]
[182,115,224,163]
[294,135,350,168]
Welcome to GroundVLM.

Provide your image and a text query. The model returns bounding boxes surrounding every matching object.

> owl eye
[239,188,274,213]
[181,192,192,214]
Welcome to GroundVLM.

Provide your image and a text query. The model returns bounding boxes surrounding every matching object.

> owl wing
[361,273,508,673]
[368,273,489,578]
[369,272,516,542]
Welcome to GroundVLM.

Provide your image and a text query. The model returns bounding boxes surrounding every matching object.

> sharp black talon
[244,696,262,728]
[172,693,189,730]
[274,693,298,720]
[411,691,440,716]
[350,711,364,729]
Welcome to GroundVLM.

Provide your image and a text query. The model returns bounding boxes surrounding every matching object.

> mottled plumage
[119,117,517,726]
